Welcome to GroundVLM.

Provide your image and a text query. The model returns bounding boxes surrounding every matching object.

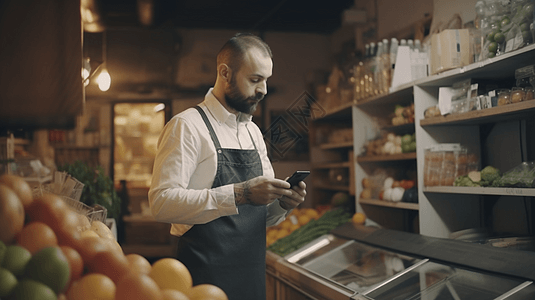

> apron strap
[195,105,258,151]
[194,106,221,149]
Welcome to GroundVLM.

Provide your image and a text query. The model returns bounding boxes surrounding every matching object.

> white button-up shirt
[149,88,288,236]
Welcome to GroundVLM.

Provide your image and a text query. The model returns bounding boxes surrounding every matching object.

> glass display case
[285,234,425,294]
[353,261,533,300]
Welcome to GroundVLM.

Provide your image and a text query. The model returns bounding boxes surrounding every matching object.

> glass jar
[511,87,526,103]
[497,89,511,105]
[525,87,534,100]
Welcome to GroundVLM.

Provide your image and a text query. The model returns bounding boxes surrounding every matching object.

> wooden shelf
[356,85,413,107]
[420,101,535,127]
[380,123,415,132]
[319,141,353,150]
[424,186,535,197]
[312,101,353,121]
[357,152,416,163]
[312,161,351,169]
[417,44,535,88]
[359,198,419,210]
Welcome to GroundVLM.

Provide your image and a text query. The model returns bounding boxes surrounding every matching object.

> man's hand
[279,180,306,210]
[234,176,294,206]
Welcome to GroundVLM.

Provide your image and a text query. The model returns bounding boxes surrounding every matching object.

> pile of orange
[0,174,228,300]
[266,207,321,247]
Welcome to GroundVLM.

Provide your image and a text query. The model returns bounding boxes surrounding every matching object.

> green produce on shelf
[267,208,352,257]
[480,165,501,186]
[58,161,121,220]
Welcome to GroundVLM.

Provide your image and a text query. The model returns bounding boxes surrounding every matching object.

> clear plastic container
[424,144,464,187]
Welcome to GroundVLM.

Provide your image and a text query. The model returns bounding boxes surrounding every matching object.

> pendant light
[96,30,111,91]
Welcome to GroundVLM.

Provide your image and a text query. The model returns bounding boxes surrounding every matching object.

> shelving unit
[309,103,355,209]
[413,44,535,238]
[352,79,418,232]
[335,44,535,238]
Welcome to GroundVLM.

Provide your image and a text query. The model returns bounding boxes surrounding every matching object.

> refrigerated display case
[285,235,424,294]
[266,224,535,300]
[353,261,532,299]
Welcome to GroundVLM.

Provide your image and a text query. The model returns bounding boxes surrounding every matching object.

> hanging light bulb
[82,57,91,87]
[97,30,111,92]
[97,64,111,91]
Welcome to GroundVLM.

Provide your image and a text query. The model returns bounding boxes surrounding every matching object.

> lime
[494,32,505,43]
[24,246,70,294]
[520,22,530,32]
[0,240,6,265]
[487,30,497,42]
[488,42,498,53]
[523,3,534,17]
[501,17,511,27]
[0,267,17,297]
[1,245,31,277]
[11,279,57,300]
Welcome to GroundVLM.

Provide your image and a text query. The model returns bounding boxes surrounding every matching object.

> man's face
[224,48,273,114]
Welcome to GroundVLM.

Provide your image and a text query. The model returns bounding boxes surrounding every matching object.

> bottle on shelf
[374,41,384,96]
[390,38,399,87]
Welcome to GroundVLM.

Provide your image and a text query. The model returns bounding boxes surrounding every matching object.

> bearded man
[149,33,307,300]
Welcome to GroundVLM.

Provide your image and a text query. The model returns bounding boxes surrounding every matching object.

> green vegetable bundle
[267,208,352,257]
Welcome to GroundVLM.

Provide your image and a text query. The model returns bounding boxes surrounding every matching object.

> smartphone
[286,171,310,187]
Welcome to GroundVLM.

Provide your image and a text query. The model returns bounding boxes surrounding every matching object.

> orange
[86,249,130,283]
[115,272,163,300]
[274,228,290,240]
[73,236,110,265]
[59,246,83,284]
[126,253,152,275]
[297,215,311,226]
[90,221,114,240]
[26,193,81,247]
[0,175,33,210]
[16,222,58,254]
[279,219,292,230]
[149,258,192,294]
[162,289,190,300]
[0,184,25,244]
[289,223,300,232]
[303,208,319,220]
[67,273,116,300]
[188,284,228,300]
[352,212,366,225]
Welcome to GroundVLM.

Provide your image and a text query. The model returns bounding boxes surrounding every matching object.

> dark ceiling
[97,0,355,34]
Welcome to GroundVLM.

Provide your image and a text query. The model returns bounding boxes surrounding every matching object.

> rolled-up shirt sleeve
[149,115,238,225]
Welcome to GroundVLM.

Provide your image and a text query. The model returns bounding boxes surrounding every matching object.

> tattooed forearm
[234,181,252,205]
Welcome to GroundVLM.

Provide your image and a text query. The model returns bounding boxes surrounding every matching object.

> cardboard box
[429,29,470,75]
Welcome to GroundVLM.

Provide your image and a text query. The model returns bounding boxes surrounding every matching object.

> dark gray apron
[176,106,267,300]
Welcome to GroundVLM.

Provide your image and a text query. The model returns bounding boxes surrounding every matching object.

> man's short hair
[217,33,273,72]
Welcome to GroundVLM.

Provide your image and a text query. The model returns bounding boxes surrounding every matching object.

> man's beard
[224,77,264,114]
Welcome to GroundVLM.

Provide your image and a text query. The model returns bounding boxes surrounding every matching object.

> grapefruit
[0,184,25,244]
